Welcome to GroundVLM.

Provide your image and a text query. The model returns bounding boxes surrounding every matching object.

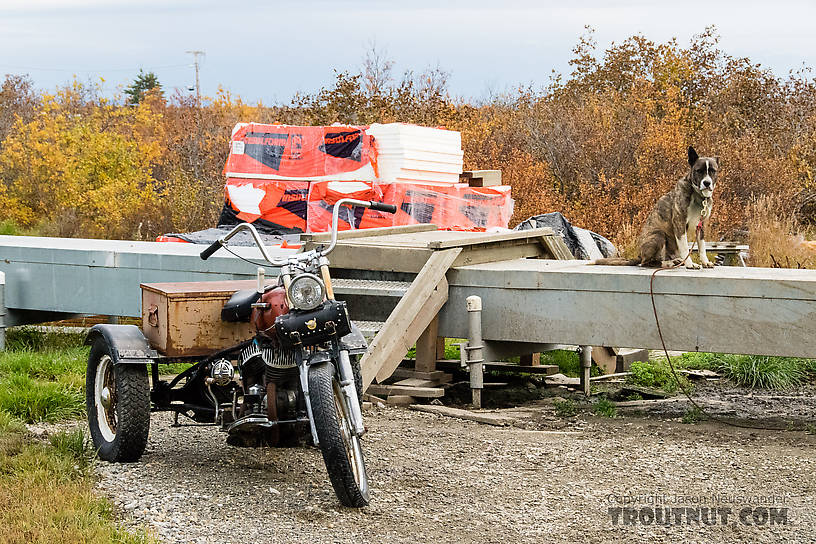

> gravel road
[94,401,816,544]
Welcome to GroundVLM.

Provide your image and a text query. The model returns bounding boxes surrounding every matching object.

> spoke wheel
[308,362,369,507]
[86,336,150,462]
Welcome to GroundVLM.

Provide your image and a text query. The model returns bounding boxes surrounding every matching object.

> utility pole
[186,50,205,106]
[186,50,205,181]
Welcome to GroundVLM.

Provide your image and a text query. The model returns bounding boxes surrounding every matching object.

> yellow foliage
[0,88,162,239]
[0,29,814,255]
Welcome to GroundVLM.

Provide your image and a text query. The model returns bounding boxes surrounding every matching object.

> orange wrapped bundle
[306,181,393,232]
[382,183,514,230]
[444,185,514,230]
[224,124,377,181]
[220,178,309,233]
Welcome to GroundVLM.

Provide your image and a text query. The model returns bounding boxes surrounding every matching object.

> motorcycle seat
[221,289,261,323]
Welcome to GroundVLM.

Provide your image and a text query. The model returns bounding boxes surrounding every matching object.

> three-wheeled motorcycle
[84,199,396,507]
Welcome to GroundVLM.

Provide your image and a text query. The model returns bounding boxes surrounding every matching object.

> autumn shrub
[1,27,816,257]
[746,196,816,268]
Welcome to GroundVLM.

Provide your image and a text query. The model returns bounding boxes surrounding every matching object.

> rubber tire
[86,336,150,462]
[308,361,369,507]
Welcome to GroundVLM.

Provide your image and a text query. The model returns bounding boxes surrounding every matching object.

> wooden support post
[416,315,439,373]
[436,336,446,360]
[519,353,540,366]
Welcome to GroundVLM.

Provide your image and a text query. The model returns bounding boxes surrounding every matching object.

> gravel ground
[93,402,816,544]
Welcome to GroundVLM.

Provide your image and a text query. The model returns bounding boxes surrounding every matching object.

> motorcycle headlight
[288,273,325,311]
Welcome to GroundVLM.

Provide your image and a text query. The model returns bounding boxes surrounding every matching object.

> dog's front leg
[676,233,701,269]
[696,226,714,268]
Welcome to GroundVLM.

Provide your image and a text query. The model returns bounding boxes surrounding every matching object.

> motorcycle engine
[228,341,306,447]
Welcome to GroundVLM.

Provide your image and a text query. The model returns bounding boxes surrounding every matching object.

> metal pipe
[217,223,287,266]
[579,345,592,396]
[466,295,484,409]
[324,198,372,257]
[0,272,5,351]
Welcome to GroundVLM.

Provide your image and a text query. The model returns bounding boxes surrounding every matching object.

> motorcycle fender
[84,324,157,364]
[339,324,368,355]
[306,350,333,367]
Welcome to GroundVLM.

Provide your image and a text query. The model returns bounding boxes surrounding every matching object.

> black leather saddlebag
[275,300,352,348]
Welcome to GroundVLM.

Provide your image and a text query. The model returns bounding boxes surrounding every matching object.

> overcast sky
[2,0,815,104]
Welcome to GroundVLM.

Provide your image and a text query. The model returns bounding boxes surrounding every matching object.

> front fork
[298,348,366,446]
[337,349,366,436]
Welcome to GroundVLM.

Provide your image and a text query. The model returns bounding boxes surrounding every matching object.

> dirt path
[94,403,816,544]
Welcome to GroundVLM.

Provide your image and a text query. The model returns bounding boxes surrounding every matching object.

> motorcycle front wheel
[308,361,369,507]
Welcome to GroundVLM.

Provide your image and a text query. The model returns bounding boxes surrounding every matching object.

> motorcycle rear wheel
[308,361,369,507]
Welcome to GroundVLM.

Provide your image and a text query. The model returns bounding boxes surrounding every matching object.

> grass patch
[0,329,149,542]
[542,349,602,378]
[6,326,87,351]
[676,352,814,390]
[682,406,704,424]
[0,420,152,543]
[0,374,84,423]
[553,398,577,417]
[593,398,617,418]
[711,355,808,390]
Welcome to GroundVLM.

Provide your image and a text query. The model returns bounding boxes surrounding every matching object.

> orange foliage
[1,28,815,250]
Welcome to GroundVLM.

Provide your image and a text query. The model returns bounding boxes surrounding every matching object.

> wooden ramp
[303,226,574,392]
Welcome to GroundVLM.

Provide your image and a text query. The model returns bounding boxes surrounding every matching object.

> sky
[1,0,816,104]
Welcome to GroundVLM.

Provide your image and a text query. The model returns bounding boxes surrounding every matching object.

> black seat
[221,289,261,322]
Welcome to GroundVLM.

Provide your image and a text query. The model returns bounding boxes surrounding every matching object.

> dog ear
[714,155,721,169]
[688,146,698,167]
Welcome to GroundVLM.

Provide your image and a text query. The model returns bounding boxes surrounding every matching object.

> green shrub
[553,398,577,417]
[682,406,703,424]
[627,360,686,393]
[593,398,617,418]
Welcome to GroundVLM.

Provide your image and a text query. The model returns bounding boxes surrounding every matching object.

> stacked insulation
[220,122,513,233]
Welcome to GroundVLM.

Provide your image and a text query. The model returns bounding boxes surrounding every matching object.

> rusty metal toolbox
[141,281,258,357]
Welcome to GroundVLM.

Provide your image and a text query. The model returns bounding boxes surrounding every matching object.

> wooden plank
[452,243,546,267]
[539,234,573,260]
[460,170,502,187]
[301,224,438,243]
[426,228,554,249]
[436,336,446,359]
[372,277,449,384]
[391,368,452,382]
[367,384,445,398]
[415,315,439,373]
[386,395,416,405]
[361,248,462,388]
[434,359,559,375]
[591,346,618,374]
[410,404,515,426]
[325,245,433,273]
[392,378,437,387]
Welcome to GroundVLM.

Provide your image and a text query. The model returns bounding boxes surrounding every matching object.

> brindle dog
[595,146,719,269]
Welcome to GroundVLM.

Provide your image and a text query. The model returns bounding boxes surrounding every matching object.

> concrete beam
[439,260,816,359]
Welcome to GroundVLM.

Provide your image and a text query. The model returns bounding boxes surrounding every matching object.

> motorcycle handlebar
[199,199,397,266]
[199,240,222,260]
[368,201,397,214]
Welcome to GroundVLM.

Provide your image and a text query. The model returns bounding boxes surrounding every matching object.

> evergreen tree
[125,70,162,104]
